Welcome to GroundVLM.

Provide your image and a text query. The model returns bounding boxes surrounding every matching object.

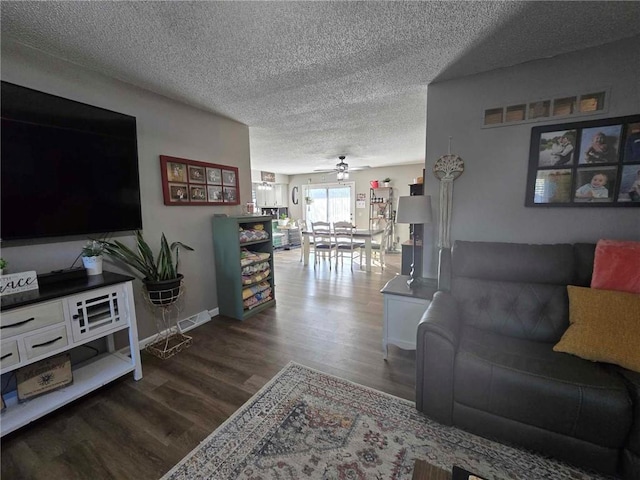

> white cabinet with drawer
[0,340,20,369]
[0,273,143,437]
[1,300,64,336]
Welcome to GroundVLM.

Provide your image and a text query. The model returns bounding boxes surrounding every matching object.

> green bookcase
[212,215,276,320]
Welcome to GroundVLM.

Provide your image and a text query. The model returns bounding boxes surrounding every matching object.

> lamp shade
[396,195,432,224]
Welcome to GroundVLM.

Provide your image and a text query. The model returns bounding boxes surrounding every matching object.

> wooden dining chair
[310,221,336,269]
[333,221,365,270]
[297,219,308,262]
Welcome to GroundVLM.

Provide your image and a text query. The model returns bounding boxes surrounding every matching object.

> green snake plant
[101,231,194,282]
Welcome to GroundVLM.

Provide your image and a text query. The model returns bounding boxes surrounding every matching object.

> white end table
[380,275,437,359]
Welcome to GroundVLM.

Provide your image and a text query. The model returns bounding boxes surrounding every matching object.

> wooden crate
[17,353,72,402]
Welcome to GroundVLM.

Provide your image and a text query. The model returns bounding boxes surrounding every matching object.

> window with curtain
[303,182,355,225]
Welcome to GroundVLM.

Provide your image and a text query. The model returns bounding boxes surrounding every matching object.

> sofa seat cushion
[454,326,632,448]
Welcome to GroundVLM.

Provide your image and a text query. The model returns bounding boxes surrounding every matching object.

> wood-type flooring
[1,248,415,480]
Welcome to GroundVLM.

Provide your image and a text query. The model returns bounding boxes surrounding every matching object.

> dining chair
[310,221,336,269]
[371,220,392,270]
[297,219,308,262]
[333,221,365,270]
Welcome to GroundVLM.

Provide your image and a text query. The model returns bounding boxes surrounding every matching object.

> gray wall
[423,36,640,277]
[1,41,251,339]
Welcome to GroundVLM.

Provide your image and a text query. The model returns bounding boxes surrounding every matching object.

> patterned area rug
[162,362,610,480]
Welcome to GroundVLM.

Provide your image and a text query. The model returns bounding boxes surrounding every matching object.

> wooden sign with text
[0,271,39,296]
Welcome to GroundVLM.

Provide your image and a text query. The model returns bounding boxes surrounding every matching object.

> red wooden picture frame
[160,155,240,206]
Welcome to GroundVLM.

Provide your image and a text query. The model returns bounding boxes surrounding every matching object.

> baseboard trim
[121,308,219,354]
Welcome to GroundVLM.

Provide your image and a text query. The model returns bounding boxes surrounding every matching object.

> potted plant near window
[81,240,105,275]
[101,231,194,306]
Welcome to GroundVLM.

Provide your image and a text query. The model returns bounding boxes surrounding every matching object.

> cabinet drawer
[0,340,20,369]
[24,325,69,360]
[1,301,65,338]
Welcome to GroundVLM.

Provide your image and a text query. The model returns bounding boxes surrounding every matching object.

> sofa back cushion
[451,241,578,342]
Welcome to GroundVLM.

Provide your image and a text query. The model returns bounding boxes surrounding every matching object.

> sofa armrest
[415,291,462,424]
[616,368,640,479]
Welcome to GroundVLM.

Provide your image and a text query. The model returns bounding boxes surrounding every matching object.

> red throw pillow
[591,239,640,294]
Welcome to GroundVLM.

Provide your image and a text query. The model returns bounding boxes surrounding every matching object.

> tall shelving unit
[369,186,395,251]
[212,215,276,320]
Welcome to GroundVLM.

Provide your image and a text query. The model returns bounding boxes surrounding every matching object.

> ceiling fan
[313,155,370,180]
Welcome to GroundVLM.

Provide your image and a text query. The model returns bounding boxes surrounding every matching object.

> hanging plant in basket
[101,231,194,306]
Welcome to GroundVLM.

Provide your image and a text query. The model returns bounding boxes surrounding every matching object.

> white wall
[1,41,251,339]
[423,36,640,277]
[288,163,425,244]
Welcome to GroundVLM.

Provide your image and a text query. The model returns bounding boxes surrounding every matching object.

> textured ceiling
[2,1,640,174]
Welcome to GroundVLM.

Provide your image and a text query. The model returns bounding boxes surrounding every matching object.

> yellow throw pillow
[554,286,640,373]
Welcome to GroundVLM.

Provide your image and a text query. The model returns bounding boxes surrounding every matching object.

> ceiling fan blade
[350,165,371,171]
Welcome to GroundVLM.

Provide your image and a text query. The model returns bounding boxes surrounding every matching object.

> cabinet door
[265,188,277,206]
[255,186,267,207]
[275,184,288,207]
[67,285,127,342]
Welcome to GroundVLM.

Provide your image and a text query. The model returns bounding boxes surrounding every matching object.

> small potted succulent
[278,213,289,227]
[101,231,193,306]
[382,177,391,187]
[81,240,105,276]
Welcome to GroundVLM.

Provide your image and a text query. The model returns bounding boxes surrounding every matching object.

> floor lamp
[396,195,433,289]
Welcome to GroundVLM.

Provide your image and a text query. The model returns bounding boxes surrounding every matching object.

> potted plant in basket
[101,231,194,306]
[82,240,105,275]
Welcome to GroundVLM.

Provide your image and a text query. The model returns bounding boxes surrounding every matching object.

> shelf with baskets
[369,187,395,251]
[212,215,276,320]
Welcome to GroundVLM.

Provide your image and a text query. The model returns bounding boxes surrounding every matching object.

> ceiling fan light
[343,171,349,180]
[337,171,344,180]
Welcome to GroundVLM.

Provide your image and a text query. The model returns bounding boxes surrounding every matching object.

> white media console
[0,271,142,436]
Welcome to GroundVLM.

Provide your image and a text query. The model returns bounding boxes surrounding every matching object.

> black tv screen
[1,81,142,241]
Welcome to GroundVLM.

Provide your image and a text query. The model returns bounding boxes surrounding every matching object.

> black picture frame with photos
[525,114,640,207]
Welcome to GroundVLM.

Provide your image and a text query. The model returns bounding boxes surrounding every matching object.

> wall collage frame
[159,155,240,206]
[525,114,640,207]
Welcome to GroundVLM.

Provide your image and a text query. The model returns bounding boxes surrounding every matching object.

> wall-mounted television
[1,81,143,241]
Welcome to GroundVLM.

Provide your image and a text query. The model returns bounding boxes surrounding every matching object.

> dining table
[301,228,384,272]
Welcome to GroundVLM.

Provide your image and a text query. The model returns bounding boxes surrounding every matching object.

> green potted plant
[0,258,7,275]
[81,240,105,276]
[382,177,391,187]
[278,213,289,227]
[101,231,194,305]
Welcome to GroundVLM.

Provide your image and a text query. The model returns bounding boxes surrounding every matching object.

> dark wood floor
[1,248,415,480]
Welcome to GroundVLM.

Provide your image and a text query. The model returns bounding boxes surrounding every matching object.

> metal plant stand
[142,280,192,360]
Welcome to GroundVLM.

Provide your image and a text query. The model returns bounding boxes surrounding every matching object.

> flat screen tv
[1,81,143,241]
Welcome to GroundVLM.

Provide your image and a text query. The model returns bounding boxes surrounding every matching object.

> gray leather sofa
[416,241,639,478]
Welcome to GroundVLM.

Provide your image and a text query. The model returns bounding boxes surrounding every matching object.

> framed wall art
[160,155,240,206]
[525,114,640,207]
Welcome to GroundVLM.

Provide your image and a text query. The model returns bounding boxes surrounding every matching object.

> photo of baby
[619,166,640,202]
[574,167,617,202]
[579,125,622,164]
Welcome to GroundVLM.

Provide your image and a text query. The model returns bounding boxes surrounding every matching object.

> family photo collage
[159,155,240,206]
[526,114,640,207]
